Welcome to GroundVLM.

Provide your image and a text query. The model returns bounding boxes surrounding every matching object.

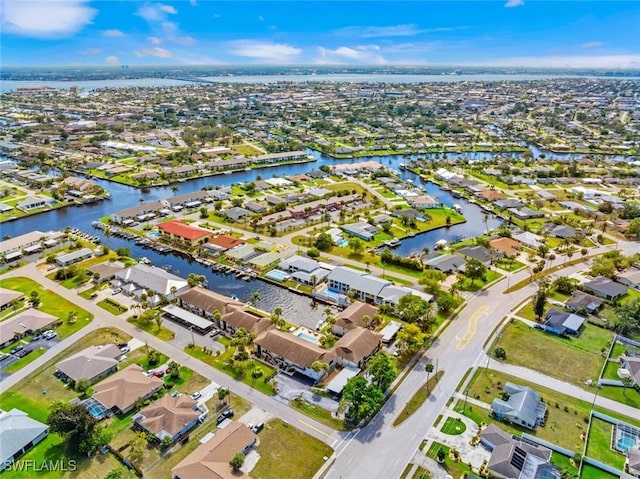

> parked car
[153,370,165,378]
[209,330,221,339]
[216,408,234,424]
[42,330,57,340]
[251,422,264,434]
[119,346,130,354]
[112,288,122,295]
[191,391,202,400]
[46,265,56,271]
[10,345,24,355]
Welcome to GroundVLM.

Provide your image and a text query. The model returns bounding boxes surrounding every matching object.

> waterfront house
[508,207,544,220]
[495,199,525,209]
[333,301,379,336]
[55,344,122,385]
[203,234,244,253]
[0,409,49,470]
[177,287,243,319]
[218,309,272,337]
[158,220,213,247]
[490,383,547,430]
[111,201,163,224]
[114,264,189,299]
[16,196,47,211]
[455,245,496,266]
[133,394,204,443]
[172,422,257,479]
[55,247,92,267]
[409,195,443,209]
[92,364,163,416]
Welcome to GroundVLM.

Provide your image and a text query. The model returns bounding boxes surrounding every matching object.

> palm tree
[171,185,179,196]
[251,291,261,305]
[425,363,435,390]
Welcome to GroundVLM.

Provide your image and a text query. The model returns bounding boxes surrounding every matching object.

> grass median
[393,371,444,427]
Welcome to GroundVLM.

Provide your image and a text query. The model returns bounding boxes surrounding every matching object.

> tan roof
[255,329,335,368]
[333,328,381,363]
[334,302,378,331]
[489,237,522,256]
[0,308,58,345]
[93,364,163,412]
[0,287,24,309]
[87,261,126,279]
[135,394,199,438]
[56,344,121,382]
[172,422,256,479]
[221,309,272,335]
[178,287,243,315]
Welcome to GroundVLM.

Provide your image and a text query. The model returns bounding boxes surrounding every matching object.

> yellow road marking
[299,419,335,441]
[456,305,489,350]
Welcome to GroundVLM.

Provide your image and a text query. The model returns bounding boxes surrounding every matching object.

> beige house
[92,364,163,415]
[56,344,121,384]
[133,395,204,442]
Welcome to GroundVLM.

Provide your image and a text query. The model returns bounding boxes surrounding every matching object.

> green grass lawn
[495,258,526,272]
[251,419,333,479]
[185,345,276,396]
[457,269,502,292]
[440,417,466,435]
[601,360,620,380]
[163,366,210,395]
[464,368,640,453]
[96,297,128,315]
[493,319,611,386]
[596,384,640,409]
[3,346,47,373]
[60,273,91,289]
[132,351,169,371]
[393,371,443,426]
[585,418,625,469]
[0,277,93,339]
[581,463,618,479]
[290,397,351,431]
[127,316,175,341]
[425,441,474,478]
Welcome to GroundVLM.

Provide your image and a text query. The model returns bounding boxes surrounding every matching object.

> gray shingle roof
[0,409,48,465]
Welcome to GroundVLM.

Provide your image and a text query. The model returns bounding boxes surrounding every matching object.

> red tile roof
[158,220,212,241]
[208,234,245,249]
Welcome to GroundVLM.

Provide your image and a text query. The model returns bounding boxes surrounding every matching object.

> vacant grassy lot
[127,316,175,341]
[0,277,93,338]
[464,368,640,453]
[493,319,611,385]
[290,397,350,431]
[580,463,618,479]
[597,384,640,409]
[393,371,443,426]
[185,345,276,396]
[585,418,625,469]
[252,419,333,479]
[440,417,466,435]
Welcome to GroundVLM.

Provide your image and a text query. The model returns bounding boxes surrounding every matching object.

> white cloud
[258,15,264,22]
[1,0,96,38]
[76,47,103,55]
[315,45,386,64]
[581,41,605,49]
[105,55,120,66]
[174,36,196,46]
[384,42,439,53]
[505,0,524,7]
[103,29,125,37]
[134,47,174,58]
[189,0,198,5]
[227,40,302,62]
[148,36,162,45]
[334,24,424,38]
[475,54,640,68]
[136,3,177,22]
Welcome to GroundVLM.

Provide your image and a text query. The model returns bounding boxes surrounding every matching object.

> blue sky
[2,1,639,68]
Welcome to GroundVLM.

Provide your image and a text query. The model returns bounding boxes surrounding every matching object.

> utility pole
[190,326,195,347]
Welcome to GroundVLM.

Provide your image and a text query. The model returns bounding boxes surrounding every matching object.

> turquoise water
[265,270,288,281]
[617,433,637,452]
[148,231,159,238]
[337,240,349,247]
[296,332,319,343]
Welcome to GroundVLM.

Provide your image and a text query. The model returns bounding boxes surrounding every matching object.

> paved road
[325,239,638,479]
[0,263,343,448]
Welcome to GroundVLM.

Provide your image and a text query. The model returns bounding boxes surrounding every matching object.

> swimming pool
[265,269,289,282]
[148,231,160,239]
[319,288,342,299]
[296,332,319,343]
[337,240,348,247]
[617,432,637,453]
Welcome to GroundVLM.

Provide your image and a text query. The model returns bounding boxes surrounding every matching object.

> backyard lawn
[251,419,333,479]
[585,418,626,469]
[185,345,276,396]
[0,277,93,339]
[492,319,612,386]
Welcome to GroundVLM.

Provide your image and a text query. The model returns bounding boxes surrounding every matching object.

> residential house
[332,327,381,368]
[0,309,58,348]
[628,448,640,477]
[508,207,544,220]
[177,287,243,319]
[545,224,578,239]
[0,288,24,312]
[218,309,272,337]
[223,207,251,222]
[478,190,506,202]
[370,213,392,225]
[133,394,205,442]
[424,254,466,274]
[225,244,260,263]
[158,220,213,247]
[0,409,49,469]
[583,276,628,301]
[87,261,126,284]
[333,302,379,336]
[489,237,522,258]
[55,247,92,267]
[17,196,47,211]
[565,291,603,314]
[61,176,101,194]
[113,264,189,300]
[490,382,547,430]
[495,199,525,209]
[480,424,559,479]
[409,195,442,209]
[620,356,640,388]
[544,309,586,335]
[455,245,496,266]
[56,344,122,385]
[244,201,267,213]
[391,208,423,221]
[92,364,163,415]
[616,269,640,291]
[247,252,282,271]
[111,201,163,224]
[203,234,245,254]
[172,422,257,479]
[341,222,378,241]
[511,232,545,250]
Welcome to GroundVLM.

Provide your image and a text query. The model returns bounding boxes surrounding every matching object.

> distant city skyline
[2,1,639,68]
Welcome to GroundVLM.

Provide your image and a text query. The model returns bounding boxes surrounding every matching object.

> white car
[191,391,202,400]
[42,330,57,340]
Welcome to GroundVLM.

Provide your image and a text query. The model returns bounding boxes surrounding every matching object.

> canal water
[1,147,635,316]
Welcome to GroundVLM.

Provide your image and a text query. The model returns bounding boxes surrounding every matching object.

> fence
[616,334,640,349]
[583,456,635,479]
[597,378,625,387]
[519,433,576,458]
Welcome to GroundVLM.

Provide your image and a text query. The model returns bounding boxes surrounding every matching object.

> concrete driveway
[273,371,340,413]
[0,336,61,381]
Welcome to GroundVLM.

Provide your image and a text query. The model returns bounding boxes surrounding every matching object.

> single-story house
[620,356,640,387]
[247,252,282,271]
[616,269,640,291]
[333,302,379,336]
[511,232,544,250]
[244,201,267,213]
[92,364,163,415]
[87,261,126,283]
[544,309,586,335]
[545,224,578,239]
[340,222,378,241]
[490,382,547,430]
[480,424,559,479]
[508,207,544,220]
[203,234,245,253]
[565,291,603,314]
[133,394,204,442]
[177,287,243,319]
[56,247,92,267]
[114,264,189,299]
[56,344,122,384]
[158,220,213,247]
[424,254,466,274]
[0,287,24,312]
[0,409,49,470]
[409,195,442,209]
[171,422,257,479]
[0,308,58,348]
[223,207,251,222]
[17,196,47,211]
[391,208,423,221]
[455,245,496,266]
[489,237,522,257]
[495,199,524,209]
[478,190,506,202]
[583,276,628,301]
[628,448,640,477]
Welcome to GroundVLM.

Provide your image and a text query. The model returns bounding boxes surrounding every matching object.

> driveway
[273,371,340,412]
[0,336,61,381]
